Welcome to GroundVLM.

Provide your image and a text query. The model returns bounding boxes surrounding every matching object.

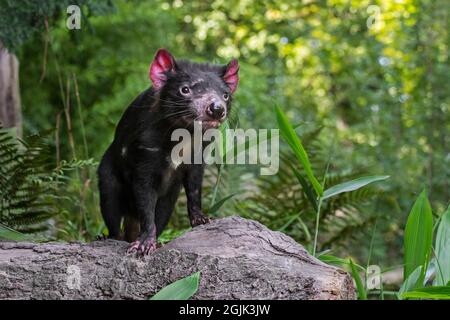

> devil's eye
[180,86,190,95]
[223,93,229,101]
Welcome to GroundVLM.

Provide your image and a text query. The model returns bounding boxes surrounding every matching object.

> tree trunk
[0,216,356,300]
[0,42,22,137]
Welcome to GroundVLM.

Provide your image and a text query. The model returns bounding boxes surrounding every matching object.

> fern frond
[0,127,58,234]
[233,128,383,250]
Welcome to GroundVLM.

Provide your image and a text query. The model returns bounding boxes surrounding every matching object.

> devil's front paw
[127,237,157,256]
[95,234,108,241]
[189,213,211,227]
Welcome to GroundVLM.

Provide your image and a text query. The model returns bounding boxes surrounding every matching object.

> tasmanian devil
[97,48,239,255]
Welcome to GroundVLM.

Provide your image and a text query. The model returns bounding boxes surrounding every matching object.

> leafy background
[0,0,449,296]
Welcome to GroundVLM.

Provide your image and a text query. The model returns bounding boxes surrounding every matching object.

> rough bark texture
[0,216,355,300]
[0,43,22,136]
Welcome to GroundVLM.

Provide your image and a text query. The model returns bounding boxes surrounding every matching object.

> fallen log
[0,216,355,300]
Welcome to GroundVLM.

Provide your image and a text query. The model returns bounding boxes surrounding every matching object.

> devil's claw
[96,234,108,241]
[127,241,141,254]
[127,238,158,256]
[190,214,211,227]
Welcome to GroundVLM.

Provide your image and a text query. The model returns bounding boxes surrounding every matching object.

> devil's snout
[206,101,226,120]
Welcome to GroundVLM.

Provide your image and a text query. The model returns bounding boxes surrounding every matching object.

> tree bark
[0,216,355,300]
[0,42,22,137]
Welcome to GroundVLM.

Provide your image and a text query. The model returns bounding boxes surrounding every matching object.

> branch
[0,216,355,299]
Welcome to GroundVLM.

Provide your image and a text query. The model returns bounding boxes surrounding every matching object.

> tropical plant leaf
[208,193,236,214]
[398,266,422,300]
[0,223,29,241]
[319,254,365,271]
[404,190,433,288]
[218,120,230,162]
[150,271,200,300]
[349,258,367,300]
[291,166,318,211]
[274,105,323,196]
[401,285,450,300]
[434,205,450,286]
[321,176,389,200]
[235,147,382,251]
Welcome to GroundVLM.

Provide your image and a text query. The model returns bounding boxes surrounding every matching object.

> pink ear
[149,49,176,90]
[223,59,239,94]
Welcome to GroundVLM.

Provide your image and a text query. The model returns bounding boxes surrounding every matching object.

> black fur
[97,55,235,254]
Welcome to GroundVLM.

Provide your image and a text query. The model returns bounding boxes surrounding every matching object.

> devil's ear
[149,49,176,90]
[222,59,239,94]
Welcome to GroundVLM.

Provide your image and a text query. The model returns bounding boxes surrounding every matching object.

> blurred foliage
[0,127,97,236]
[0,0,114,51]
[236,131,389,256]
[0,127,57,233]
[0,0,447,266]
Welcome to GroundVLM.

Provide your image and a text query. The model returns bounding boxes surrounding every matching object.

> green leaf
[274,105,323,197]
[319,254,365,271]
[434,205,450,286]
[222,128,270,164]
[0,223,28,241]
[398,266,422,300]
[349,258,367,300]
[218,120,230,161]
[291,166,318,211]
[208,193,236,214]
[401,286,450,300]
[404,191,433,288]
[321,175,390,200]
[150,272,200,300]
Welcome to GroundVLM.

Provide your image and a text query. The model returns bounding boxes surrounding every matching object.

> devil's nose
[207,102,225,120]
